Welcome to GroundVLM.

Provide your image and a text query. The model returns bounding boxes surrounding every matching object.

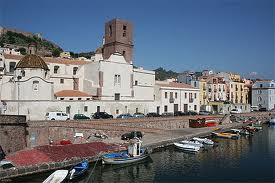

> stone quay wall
[0,115,27,154]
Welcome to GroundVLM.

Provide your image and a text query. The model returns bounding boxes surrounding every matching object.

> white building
[155,81,200,114]
[252,80,275,110]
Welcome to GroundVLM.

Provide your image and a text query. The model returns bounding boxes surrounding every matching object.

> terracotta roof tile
[54,90,92,97]
[4,54,89,65]
[156,82,194,89]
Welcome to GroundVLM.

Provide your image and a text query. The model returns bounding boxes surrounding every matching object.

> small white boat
[230,129,241,134]
[181,140,204,147]
[43,170,69,183]
[174,143,200,152]
[192,137,214,145]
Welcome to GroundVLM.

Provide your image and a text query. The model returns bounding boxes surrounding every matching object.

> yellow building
[199,79,207,106]
[229,81,248,104]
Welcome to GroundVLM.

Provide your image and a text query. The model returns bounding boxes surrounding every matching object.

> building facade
[252,80,275,110]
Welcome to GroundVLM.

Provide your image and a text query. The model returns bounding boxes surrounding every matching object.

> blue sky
[1,0,274,79]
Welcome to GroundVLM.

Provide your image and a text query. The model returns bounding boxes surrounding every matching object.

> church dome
[16,54,49,70]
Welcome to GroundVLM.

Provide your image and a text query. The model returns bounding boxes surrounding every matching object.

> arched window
[257,96,262,102]
[33,81,39,91]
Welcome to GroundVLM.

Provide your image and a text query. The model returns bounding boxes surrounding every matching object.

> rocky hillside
[0,30,63,56]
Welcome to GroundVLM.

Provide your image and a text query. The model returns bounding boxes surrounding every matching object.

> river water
[15,125,275,183]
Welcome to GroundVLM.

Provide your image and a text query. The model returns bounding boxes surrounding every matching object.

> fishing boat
[69,160,89,180]
[212,132,240,139]
[192,137,214,145]
[181,140,204,147]
[174,142,200,152]
[43,170,69,183]
[102,138,150,165]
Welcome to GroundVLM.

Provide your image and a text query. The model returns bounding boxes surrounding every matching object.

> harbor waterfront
[13,124,275,183]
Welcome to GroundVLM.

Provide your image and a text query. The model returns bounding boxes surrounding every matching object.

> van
[251,106,259,112]
[45,112,70,120]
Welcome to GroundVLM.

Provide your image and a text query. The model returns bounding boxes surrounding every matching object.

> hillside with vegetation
[0,31,63,56]
[154,67,179,81]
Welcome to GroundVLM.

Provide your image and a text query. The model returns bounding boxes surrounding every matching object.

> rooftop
[54,90,92,97]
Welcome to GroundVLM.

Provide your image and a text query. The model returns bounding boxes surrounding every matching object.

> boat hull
[102,154,149,165]
[174,143,200,152]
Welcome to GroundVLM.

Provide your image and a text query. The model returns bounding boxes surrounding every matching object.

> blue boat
[69,160,89,180]
[102,139,150,165]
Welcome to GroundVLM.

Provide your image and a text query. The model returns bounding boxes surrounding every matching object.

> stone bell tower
[103,19,133,64]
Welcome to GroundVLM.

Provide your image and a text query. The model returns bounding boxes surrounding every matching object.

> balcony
[169,98,175,103]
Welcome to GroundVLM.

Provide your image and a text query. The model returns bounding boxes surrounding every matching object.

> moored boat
[212,132,240,139]
[192,137,214,145]
[69,160,89,180]
[174,142,200,152]
[102,138,150,165]
[181,140,204,147]
[43,170,69,183]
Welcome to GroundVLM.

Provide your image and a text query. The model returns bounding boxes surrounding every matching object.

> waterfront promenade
[0,112,273,180]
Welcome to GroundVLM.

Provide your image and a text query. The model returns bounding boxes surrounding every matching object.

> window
[32,81,39,91]
[260,84,263,88]
[170,92,173,99]
[86,98,90,100]
[123,51,126,55]
[97,106,100,112]
[257,90,262,94]
[60,98,64,100]
[109,25,112,36]
[78,98,81,100]
[69,98,73,100]
[165,92,167,98]
[57,113,61,116]
[84,106,88,112]
[123,25,127,37]
[164,105,168,112]
[194,82,197,87]
[114,74,121,86]
[194,105,197,111]
[194,93,197,99]
[9,62,16,73]
[116,109,119,114]
[54,66,59,74]
[60,79,64,84]
[185,92,187,99]
[73,67,78,75]
[135,80,138,85]
[175,92,178,99]
[115,93,120,100]
[257,96,262,102]
[136,108,139,113]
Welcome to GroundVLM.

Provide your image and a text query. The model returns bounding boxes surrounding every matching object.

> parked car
[230,108,242,114]
[161,112,174,117]
[199,110,212,115]
[185,111,198,115]
[121,131,143,140]
[116,113,133,119]
[259,108,267,112]
[46,112,70,120]
[146,112,161,117]
[174,111,186,116]
[132,113,145,118]
[73,114,90,120]
[251,106,259,112]
[92,112,113,119]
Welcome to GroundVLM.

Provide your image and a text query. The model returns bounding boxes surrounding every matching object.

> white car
[46,112,70,120]
[230,109,242,114]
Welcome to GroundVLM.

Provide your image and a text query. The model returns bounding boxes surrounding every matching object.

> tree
[18,48,26,55]
[52,48,61,57]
